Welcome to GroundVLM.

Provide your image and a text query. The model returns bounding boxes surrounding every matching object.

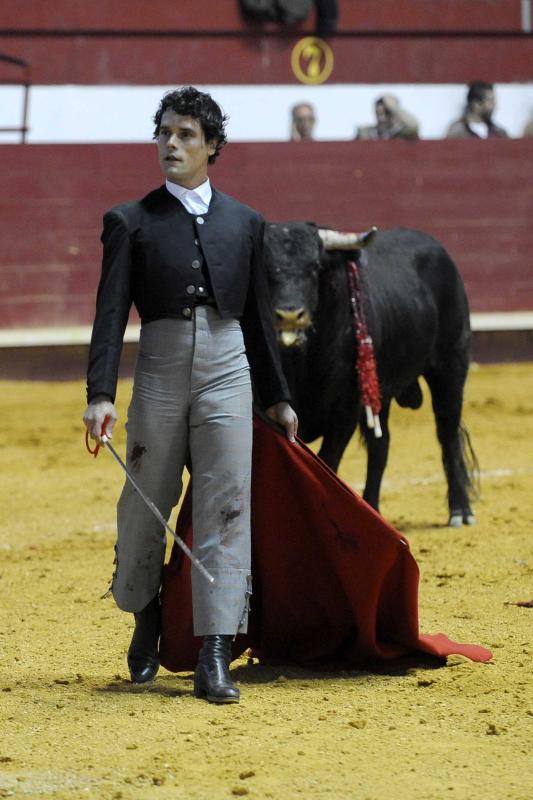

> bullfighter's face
[156,111,217,189]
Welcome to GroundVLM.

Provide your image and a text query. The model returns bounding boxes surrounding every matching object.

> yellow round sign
[291,36,334,85]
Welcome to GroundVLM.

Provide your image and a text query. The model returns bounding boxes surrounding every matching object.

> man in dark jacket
[83,86,297,703]
[446,81,508,139]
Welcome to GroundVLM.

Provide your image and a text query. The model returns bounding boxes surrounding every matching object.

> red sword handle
[85,414,111,458]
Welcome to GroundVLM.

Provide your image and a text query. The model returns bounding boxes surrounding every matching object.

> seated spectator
[240,0,311,25]
[291,102,316,141]
[315,0,339,36]
[356,95,419,141]
[446,81,508,139]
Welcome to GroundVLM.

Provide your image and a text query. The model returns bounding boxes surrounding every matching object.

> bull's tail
[459,423,480,501]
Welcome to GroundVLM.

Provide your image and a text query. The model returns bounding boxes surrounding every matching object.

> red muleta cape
[160,415,491,671]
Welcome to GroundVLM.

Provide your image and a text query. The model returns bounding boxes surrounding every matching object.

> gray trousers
[111,307,253,636]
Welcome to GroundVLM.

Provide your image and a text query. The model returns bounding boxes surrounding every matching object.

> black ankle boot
[194,635,240,703]
[127,595,161,684]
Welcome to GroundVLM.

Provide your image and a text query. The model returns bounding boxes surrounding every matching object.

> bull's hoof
[448,509,476,527]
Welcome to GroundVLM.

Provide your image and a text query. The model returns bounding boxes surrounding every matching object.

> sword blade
[102,438,214,585]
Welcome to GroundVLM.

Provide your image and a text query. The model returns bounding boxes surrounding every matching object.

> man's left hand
[266,402,299,443]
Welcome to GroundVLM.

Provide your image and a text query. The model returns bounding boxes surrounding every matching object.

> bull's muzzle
[274,308,311,347]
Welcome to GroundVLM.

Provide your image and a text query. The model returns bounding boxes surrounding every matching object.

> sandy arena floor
[0,363,532,800]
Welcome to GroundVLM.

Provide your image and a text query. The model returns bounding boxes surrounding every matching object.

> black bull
[263,223,477,527]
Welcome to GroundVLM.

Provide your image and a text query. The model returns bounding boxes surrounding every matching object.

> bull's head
[264,222,376,348]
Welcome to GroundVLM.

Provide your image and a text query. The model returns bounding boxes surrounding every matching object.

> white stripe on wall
[1,83,532,144]
[1,313,532,348]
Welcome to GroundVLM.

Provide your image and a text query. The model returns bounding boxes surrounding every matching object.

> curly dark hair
[153,86,229,164]
[467,81,494,106]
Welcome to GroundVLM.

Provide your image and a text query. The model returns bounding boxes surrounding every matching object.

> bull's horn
[318,226,377,250]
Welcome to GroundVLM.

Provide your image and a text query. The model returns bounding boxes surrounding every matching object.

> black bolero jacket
[86,185,290,408]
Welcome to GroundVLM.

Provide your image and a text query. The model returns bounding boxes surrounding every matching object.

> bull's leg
[424,366,475,527]
[361,401,391,511]
[317,413,359,473]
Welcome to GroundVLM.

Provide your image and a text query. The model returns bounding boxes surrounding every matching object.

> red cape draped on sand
[159,415,491,671]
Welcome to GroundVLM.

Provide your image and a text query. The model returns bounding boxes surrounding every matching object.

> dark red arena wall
[1,140,531,329]
[1,34,531,85]
[0,1,523,33]
[1,0,530,86]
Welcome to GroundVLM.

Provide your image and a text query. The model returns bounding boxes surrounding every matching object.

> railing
[0,53,30,143]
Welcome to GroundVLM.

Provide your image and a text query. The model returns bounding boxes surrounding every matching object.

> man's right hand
[83,395,118,442]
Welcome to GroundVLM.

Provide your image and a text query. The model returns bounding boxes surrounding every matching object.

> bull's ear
[304,222,326,260]
[318,247,338,272]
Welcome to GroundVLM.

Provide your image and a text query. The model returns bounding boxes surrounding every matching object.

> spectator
[446,81,508,139]
[523,117,533,137]
[315,0,339,36]
[356,95,419,141]
[239,0,312,25]
[240,1,337,31]
[291,102,316,141]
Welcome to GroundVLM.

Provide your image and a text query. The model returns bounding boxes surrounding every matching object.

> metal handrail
[0,53,31,143]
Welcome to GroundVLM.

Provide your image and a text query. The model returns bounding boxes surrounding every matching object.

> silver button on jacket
[86,185,290,409]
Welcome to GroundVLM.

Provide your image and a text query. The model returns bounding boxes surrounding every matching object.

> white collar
[165,178,212,205]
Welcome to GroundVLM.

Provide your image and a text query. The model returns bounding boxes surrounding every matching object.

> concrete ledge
[0,324,531,382]
[0,324,141,348]
[0,313,532,349]
[470,312,533,331]
[471,328,533,364]
[0,343,138,383]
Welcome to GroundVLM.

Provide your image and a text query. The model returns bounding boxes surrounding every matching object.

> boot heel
[193,667,206,699]
[194,636,240,703]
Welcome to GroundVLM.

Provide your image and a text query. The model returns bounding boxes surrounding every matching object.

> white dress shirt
[468,121,489,139]
[165,178,212,215]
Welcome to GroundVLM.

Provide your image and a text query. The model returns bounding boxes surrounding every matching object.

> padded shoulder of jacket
[103,186,263,232]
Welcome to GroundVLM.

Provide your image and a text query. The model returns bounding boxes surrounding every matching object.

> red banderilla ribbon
[85,415,214,584]
[347,260,382,438]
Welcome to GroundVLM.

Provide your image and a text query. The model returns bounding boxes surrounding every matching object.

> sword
[85,417,214,585]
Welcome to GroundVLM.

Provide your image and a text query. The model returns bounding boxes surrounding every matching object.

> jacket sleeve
[86,210,133,403]
[241,215,291,408]
[445,120,469,139]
